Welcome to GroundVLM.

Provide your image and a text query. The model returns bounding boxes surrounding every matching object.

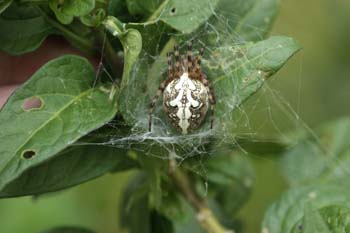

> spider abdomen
[163,72,209,134]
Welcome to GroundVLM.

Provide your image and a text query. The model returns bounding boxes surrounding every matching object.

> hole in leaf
[22,150,36,159]
[298,224,303,231]
[170,7,176,14]
[22,96,43,111]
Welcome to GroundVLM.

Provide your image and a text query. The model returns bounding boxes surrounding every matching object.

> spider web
[71,1,350,208]
[71,4,350,233]
[77,1,321,172]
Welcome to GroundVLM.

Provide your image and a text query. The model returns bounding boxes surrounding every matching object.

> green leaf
[103,16,142,119]
[49,0,73,24]
[0,144,135,198]
[172,198,202,233]
[126,0,165,17]
[300,204,331,233]
[158,0,220,34]
[190,0,279,47]
[127,20,172,56]
[319,205,350,232]
[108,0,124,14]
[290,205,350,232]
[108,0,134,22]
[229,0,280,41]
[208,36,300,125]
[118,30,143,90]
[40,226,96,233]
[121,172,199,233]
[0,55,119,193]
[49,0,95,24]
[120,169,177,233]
[0,0,12,14]
[235,137,287,156]
[127,0,219,34]
[48,16,96,55]
[158,184,187,222]
[150,210,174,233]
[0,5,55,55]
[262,184,350,233]
[165,196,238,233]
[136,154,168,208]
[120,172,151,233]
[205,152,254,216]
[80,8,106,27]
[280,117,350,186]
[60,0,95,16]
[103,16,142,89]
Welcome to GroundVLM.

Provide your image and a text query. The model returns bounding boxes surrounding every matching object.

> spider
[149,41,216,134]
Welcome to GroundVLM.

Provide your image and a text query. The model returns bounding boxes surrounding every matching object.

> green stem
[38,7,122,80]
[95,27,122,79]
[37,7,96,55]
[169,164,233,233]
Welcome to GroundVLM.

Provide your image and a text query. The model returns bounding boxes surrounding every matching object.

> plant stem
[38,7,122,80]
[95,27,122,79]
[37,7,96,55]
[169,164,233,233]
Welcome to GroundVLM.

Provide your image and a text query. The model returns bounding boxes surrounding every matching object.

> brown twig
[169,161,234,233]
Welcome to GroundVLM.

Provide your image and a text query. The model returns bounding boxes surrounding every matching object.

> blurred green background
[1,0,350,232]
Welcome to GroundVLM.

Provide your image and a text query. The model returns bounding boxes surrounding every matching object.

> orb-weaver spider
[149,42,216,134]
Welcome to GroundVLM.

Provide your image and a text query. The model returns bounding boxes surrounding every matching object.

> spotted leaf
[0,55,119,193]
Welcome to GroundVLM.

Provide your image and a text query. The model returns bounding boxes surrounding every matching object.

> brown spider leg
[174,45,180,78]
[166,52,173,77]
[149,52,173,132]
[187,41,193,73]
[191,48,204,79]
[195,48,204,73]
[201,74,216,129]
[180,55,186,72]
